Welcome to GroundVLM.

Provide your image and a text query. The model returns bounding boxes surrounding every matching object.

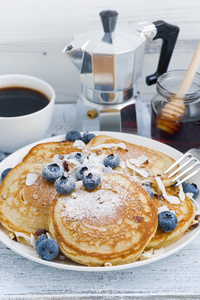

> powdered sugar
[62,188,121,222]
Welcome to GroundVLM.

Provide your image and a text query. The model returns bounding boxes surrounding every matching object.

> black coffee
[0,87,50,117]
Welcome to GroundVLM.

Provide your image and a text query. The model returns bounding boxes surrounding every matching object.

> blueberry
[144,184,154,199]
[36,238,59,261]
[54,176,75,194]
[103,154,120,169]
[158,211,178,233]
[0,152,6,162]
[42,163,64,183]
[182,182,199,199]
[76,164,93,180]
[35,234,48,252]
[1,168,12,182]
[81,132,96,144]
[83,172,101,190]
[66,130,81,142]
[68,152,85,164]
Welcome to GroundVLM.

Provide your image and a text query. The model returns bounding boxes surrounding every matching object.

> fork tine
[164,152,192,175]
[167,157,197,178]
[171,161,200,182]
[174,168,200,186]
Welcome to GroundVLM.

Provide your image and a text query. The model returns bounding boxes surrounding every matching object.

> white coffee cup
[0,74,55,153]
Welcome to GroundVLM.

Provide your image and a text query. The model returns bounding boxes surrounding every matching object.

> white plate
[0,131,200,272]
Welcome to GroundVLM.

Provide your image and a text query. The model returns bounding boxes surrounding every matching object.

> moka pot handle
[146,20,180,85]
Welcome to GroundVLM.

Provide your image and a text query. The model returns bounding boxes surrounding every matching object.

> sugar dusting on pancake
[62,188,121,224]
[49,172,158,266]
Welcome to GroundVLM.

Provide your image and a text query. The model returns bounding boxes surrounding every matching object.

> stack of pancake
[0,141,78,235]
[0,135,196,267]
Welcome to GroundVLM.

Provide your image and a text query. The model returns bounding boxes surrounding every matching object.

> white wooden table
[1,0,200,298]
[0,237,200,299]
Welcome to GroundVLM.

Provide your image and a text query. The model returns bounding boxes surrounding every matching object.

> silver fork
[164,148,200,186]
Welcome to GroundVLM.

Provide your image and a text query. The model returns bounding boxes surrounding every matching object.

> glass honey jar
[151,70,200,152]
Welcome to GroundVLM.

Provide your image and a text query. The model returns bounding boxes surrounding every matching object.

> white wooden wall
[0,0,199,103]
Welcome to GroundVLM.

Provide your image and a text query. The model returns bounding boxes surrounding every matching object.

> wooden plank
[0,0,199,41]
[1,239,200,296]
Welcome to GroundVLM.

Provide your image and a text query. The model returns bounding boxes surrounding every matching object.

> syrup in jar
[151,70,200,153]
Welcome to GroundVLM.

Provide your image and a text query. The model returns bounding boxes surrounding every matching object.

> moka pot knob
[99,10,118,33]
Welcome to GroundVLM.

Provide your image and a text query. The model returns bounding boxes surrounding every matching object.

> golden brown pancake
[0,161,56,236]
[49,172,158,267]
[23,140,78,163]
[0,140,83,238]
[83,135,176,188]
[146,186,195,249]
[84,135,195,251]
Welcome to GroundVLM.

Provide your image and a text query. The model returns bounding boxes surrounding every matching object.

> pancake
[83,135,176,188]
[0,161,56,237]
[49,172,157,267]
[84,135,195,251]
[146,185,195,250]
[0,140,83,239]
[23,140,78,163]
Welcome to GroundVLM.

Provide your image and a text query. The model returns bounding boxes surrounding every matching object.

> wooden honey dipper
[156,42,200,135]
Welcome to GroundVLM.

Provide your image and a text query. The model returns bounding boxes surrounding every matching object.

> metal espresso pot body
[63,10,179,132]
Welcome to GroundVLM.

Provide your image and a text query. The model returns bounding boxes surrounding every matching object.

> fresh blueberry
[83,172,101,190]
[76,164,93,180]
[36,238,59,261]
[103,154,120,169]
[158,211,178,233]
[35,234,48,252]
[66,130,81,142]
[81,132,96,144]
[1,168,12,182]
[68,152,85,164]
[0,152,6,162]
[182,182,199,199]
[54,176,75,194]
[42,163,64,183]
[144,184,154,199]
